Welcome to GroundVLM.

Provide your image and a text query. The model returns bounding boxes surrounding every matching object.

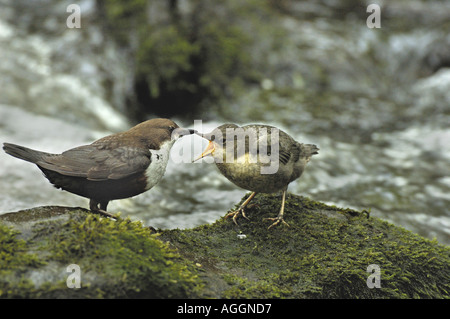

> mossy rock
[1,194,449,298]
[159,193,450,299]
[0,207,201,298]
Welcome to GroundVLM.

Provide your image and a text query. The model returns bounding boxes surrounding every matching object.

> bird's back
[214,124,319,193]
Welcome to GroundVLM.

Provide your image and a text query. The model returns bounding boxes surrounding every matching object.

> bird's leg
[225,192,257,225]
[89,199,117,219]
[264,190,290,229]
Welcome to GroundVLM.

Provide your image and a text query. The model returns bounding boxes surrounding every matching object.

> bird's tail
[3,143,47,164]
[302,144,319,157]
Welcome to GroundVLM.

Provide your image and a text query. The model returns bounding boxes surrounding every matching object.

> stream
[0,0,449,245]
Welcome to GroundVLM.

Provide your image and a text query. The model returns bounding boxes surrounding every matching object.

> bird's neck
[144,140,175,191]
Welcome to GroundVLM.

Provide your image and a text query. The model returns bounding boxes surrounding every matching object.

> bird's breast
[144,141,173,191]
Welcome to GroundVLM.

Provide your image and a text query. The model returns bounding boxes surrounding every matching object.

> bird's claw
[225,208,249,225]
[264,216,290,230]
[95,209,118,220]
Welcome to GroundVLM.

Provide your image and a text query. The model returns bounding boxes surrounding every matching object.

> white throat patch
[144,140,174,191]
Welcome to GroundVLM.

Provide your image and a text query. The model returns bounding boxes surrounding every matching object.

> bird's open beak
[192,140,215,163]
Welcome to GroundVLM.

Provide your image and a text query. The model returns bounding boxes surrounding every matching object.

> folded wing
[36,145,151,181]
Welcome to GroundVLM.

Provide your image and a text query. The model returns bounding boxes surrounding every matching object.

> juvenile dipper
[3,118,195,218]
[194,123,318,229]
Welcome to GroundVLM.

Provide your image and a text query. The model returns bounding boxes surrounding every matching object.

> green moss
[137,25,200,99]
[221,273,292,299]
[34,212,202,298]
[0,210,202,298]
[160,193,450,299]
[2,194,449,298]
[97,0,271,117]
[0,223,44,298]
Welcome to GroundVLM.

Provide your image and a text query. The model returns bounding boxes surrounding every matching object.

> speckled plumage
[196,123,319,228]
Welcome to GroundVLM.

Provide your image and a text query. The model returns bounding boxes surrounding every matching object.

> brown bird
[194,123,319,229]
[3,118,195,218]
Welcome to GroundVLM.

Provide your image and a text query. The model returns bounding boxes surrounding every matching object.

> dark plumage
[3,118,195,218]
[194,123,319,229]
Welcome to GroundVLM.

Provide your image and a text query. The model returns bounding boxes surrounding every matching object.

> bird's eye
[168,126,176,132]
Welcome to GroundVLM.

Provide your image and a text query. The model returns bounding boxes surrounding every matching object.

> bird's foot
[264,215,290,230]
[225,208,250,226]
[93,209,118,220]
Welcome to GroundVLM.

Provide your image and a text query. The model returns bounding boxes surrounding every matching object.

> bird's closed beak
[194,131,208,138]
[192,140,215,163]
[172,128,197,140]
[179,128,197,136]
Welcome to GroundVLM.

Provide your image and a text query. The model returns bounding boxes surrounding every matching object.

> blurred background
[0,0,449,244]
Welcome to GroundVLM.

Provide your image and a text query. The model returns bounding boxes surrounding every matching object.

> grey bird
[3,118,195,218]
[194,123,319,229]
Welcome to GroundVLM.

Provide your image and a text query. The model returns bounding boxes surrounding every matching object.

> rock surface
[0,207,200,298]
[0,194,449,298]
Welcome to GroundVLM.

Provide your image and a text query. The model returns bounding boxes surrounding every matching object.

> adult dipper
[3,118,195,218]
[194,123,319,229]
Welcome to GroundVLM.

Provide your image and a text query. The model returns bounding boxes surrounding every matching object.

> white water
[0,0,449,245]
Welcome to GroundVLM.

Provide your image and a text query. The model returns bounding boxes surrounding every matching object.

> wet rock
[1,194,449,298]
[0,207,201,298]
[160,193,450,298]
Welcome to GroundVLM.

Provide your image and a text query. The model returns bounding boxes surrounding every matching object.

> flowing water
[0,0,449,245]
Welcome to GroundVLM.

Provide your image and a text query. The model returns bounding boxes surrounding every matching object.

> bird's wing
[36,145,151,181]
[233,126,293,165]
[257,129,297,165]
